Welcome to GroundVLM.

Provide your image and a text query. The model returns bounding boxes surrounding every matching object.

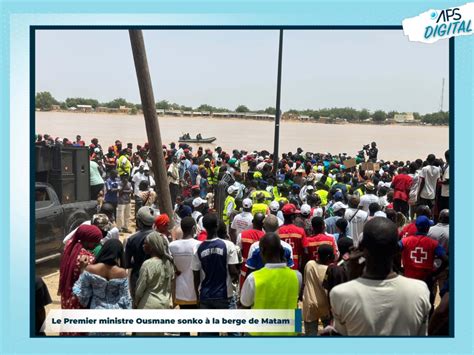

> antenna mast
[439,78,445,111]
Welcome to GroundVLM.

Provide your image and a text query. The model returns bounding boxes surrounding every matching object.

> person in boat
[196,133,202,140]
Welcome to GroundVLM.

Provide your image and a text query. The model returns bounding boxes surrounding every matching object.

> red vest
[303,233,337,262]
[401,235,439,280]
[239,229,265,288]
[278,224,306,270]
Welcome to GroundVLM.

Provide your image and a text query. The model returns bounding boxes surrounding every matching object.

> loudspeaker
[73,148,90,202]
[52,147,74,175]
[35,146,52,172]
[49,173,75,204]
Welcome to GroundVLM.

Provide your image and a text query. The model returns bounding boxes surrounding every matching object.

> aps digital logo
[403,2,474,43]
[425,6,472,39]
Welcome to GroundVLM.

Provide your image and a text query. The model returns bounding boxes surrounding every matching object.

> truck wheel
[68,219,86,234]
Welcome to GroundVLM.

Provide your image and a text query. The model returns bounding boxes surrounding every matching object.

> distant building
[119,105,131,113]
[51,104,60,111]
[394,113,415,123]
[76,104,93,112]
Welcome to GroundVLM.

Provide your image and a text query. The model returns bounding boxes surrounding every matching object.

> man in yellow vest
[240,232,302,336]
[117,149,132,177]
[251,192,269,216]
[223,185,238,227]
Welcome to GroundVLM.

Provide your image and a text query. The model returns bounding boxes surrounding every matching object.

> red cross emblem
[410,247,428,264]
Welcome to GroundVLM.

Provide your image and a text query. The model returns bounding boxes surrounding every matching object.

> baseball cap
[300,204,311,216]
[365,182,375,191]
[227,185,238,194]
[415,215,433,230]
[242,198,253,209]
[92,214,111,232]
[281,203,300,215]
[334,191,344,201]
[137,206,158,226]
[192,197,207,208]
[204,158,211,162]
[269,201,280,212]
[332,201,348,213]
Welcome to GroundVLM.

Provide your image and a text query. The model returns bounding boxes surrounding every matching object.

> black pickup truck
[35,182,97,264]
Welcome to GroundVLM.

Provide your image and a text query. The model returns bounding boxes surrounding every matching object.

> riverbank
[36,111,449,161]
[37,110,447,127]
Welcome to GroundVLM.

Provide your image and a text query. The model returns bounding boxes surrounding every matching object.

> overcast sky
[36,29,449,114]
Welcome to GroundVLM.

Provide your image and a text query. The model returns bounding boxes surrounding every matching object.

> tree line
[35,91,449,125]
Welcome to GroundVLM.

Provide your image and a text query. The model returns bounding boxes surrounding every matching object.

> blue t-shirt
[193,239,230,301]
[105,178,120,203]
[246,243,294,271]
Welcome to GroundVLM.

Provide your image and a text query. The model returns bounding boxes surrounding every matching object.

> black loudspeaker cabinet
[73,148,90,202]
[35,145,52,172]
[52,147,74,175]
[49,173,76,204]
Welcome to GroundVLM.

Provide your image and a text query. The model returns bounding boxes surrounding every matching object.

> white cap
[317,166,323,172]
[242,198,253,209]
[374,211,387,218]
[269,200,280,212]
[332,201,348,212]
[300,204,311,216]
[192,197,207,208]
[306,185,315,191]
[227,185,238,194]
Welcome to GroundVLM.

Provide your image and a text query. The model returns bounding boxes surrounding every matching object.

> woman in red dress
[58,224,103,335]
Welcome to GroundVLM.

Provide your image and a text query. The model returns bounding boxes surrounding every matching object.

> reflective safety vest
[275,196,289,204]
[222,195,236,226]
[325,176,334,188]
[272,186,280,200]
[209,166,220,185]
[251,190,272,205]
[354,188,365,197]
[250,266,299,336]
[251,203,269,216]
[315,189,328,206]
[117,155,131,176]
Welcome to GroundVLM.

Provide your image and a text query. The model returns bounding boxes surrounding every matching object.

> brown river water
[36,112,449,161]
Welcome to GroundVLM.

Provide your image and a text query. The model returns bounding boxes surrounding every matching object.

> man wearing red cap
[278,203,307,271]
[154,213,171,240]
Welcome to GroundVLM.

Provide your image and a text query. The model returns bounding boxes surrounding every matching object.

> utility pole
[129,30,174,224]
[272,29,284,176]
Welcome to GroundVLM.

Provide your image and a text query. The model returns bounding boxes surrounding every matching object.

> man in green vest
[223,185,238,227]
[240,232,302,336]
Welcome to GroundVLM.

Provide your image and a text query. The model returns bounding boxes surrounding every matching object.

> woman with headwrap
[58,225,102,335]
[134,231,175,310]
[73,239,132,310]
[59,225,103,311]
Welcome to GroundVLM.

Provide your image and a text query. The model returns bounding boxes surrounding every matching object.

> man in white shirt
[359,182,379,212]
[230,198,254,243]
[438,150,449,213]
[169,217,201,309]
[417,154,441,209]
[191,197,207,233]
[329,217,431,336]
[344,196,368,247]
[132,166,155,197]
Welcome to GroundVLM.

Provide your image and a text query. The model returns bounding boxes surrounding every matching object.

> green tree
[156,100,170,110]
[35,91,58,110]
[358,109,370,121]
[264,107,276,115]
[387,110,398,119]
[129,106,138,115]
[413,112,421,120]
[372,110,387,122]
[235,105,250,113]
[180,105,193,111]
[196,104,216,112]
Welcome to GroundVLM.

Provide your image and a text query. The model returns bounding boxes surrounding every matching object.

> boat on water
[178,134,216,144]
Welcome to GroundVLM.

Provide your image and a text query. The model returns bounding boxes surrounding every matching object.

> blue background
[1,0,473,354]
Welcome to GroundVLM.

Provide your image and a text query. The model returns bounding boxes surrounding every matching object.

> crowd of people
[36,133,451,336]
